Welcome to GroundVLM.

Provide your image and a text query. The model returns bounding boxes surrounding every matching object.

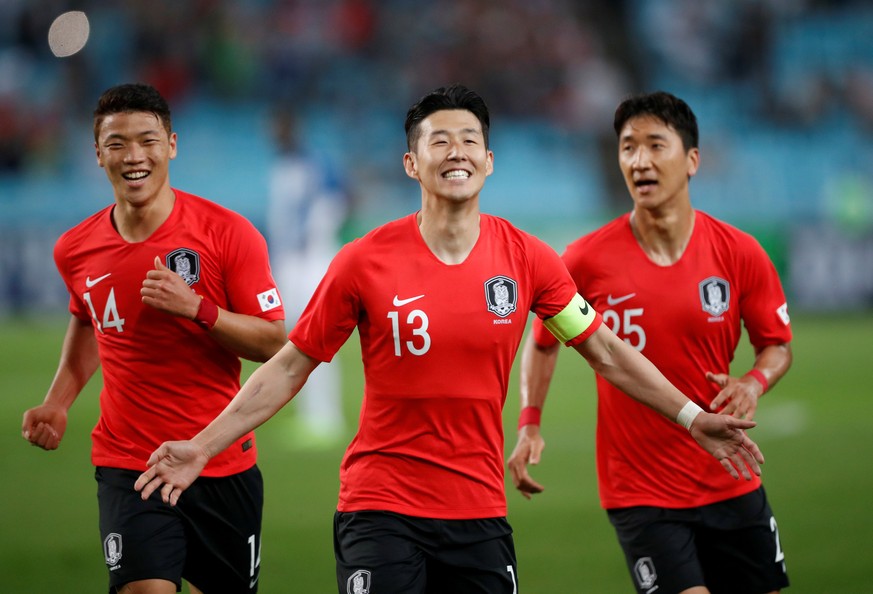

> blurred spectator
[3,0,873,312]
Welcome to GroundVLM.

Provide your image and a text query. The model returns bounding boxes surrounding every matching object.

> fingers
[134,466,167,501]
[517,477,545,500]
[737,446,761,478]
[706,371,728,387]
[145,257,172,281]
[720,458,740,480]
[508,433,546,500]
[718,429,763,481]
[135,468,183,506]
[135,447,174,503]
[732,452,753,481]
[146,447,164,467]
[26,422,60,450]
[724,416,757,430]
[740,434,765,465]
[161,483,175,505]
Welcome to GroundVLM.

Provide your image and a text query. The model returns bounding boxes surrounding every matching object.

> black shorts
[607,486,789,594]
[334,510,519,593]
[96,465,264,594]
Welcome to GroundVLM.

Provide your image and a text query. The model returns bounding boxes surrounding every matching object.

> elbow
[255,336,289,363]
[252,320,290,362]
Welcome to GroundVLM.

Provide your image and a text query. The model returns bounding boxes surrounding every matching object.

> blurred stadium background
[2,0,872,592]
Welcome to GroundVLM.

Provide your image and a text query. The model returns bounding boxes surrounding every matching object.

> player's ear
[168,132,178,161]
[96,143,104,168]
[686,147,700,178]
[403,152,418,180]
[485,149,494,177]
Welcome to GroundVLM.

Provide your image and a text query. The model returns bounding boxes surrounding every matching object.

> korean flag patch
[257,288,282,312]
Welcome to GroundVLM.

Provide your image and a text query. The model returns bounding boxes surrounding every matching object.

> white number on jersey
[83,288,126,333]
[387,309,431,356]
[603,307,646,351]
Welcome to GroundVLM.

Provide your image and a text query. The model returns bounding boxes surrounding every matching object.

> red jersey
[54,189,284,477]
[533,211,792,509]
[289,213,599,519]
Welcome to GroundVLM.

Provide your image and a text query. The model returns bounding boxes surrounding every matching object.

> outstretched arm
[707,343,792,420]
[141,257,287,362]
[135,341,319,505]
[575,324,764,480]
[22,315,99,450]
[507,332,560,499]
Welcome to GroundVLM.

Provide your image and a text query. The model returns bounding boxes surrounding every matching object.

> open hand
[134,440,210,506]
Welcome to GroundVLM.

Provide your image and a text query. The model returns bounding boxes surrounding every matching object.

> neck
[417,200,481,265]
[630,204,695,266]
[113,187,176,243]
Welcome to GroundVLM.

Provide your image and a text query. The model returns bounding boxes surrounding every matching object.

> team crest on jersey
[633,557,657,590]
[104,532,122,567]
[347,569,371,594]
[484,275,518,318]
[166,248,201,286]
[699,276,730,317]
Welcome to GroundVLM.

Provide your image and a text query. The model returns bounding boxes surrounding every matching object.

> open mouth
[123,171,149,181]
[443,170,470,180]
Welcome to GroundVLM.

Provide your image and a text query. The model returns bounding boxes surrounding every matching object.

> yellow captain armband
[542,293,597,344]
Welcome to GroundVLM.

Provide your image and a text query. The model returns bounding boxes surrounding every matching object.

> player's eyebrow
[101,129,163,141]
[620,131,669,143]
[429,127,482,138]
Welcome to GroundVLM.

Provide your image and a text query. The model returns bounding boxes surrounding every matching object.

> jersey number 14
[83,288,126,333]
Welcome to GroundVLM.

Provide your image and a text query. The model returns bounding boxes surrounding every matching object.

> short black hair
[93,83,172,141]
[404,84,490,151]
[613,91,698,151]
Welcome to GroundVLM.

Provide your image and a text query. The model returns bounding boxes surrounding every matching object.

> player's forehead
[96,111,167,141]
[619,114,678,143]
[419,109,483,139]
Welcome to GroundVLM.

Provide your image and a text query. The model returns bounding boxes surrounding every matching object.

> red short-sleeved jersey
[54,189,284,477]
[289,213,598,519]
[533,211,791,509]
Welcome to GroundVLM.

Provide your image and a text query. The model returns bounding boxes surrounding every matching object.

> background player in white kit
[267,109,350,447]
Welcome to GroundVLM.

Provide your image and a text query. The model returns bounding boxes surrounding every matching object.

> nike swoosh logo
[606,293,636,306]
[392,294,425,307]
[85,273,112,288]
[579,301,589,315]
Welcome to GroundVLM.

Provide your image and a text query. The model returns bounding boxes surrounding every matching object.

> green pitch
[2,313,870,592]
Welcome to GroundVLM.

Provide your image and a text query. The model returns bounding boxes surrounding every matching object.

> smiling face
[95,110,177,209]
[618,115,699,212]
[403,109,493,204]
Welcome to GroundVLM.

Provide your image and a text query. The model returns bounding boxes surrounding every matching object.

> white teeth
[124,171,149,180]
[444,170,469,179]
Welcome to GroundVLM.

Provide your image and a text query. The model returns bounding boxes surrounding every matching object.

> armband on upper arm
[542,293,597,344]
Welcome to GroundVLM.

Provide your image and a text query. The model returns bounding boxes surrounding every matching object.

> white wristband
[676,401,704,430]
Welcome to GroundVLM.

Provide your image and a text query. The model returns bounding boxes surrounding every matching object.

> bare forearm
[209,315,287,362]
[519,334,560,410]
[576,326,688,421]
[193,342,314,457]
[44,316,100,409]
[750,343,792,392]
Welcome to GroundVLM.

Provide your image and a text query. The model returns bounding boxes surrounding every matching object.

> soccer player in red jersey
[21,83,287,594]
[508,91,793,594]
[135,85,765,594]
